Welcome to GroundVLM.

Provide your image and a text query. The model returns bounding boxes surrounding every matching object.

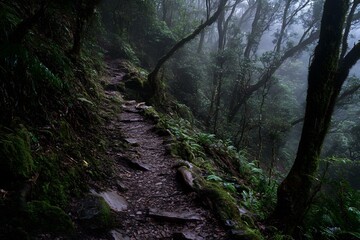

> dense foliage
[1,0,360,239]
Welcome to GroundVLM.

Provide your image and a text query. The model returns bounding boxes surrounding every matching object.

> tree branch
[147,0,228,100]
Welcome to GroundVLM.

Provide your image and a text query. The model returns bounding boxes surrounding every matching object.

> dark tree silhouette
[270,0,360,234]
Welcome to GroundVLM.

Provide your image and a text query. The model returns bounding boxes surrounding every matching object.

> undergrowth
[0,2,110,238]
[144,105,280,239]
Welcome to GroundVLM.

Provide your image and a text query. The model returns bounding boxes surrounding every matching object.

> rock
[173,231,204,240]
[123,108,140,113]
[124,100,137,105]
[116,180,128,192]
[77,195,113,230]
[110,229,130,240]
[135,102,149,110]
[225,220,237,228]
[120,157,151,171]
[124,138,139,146]
[148,208,202,223]
[177,166,195,190]
[95,190,128,212]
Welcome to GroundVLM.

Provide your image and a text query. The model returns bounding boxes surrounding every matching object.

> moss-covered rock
[77,195,114,232]
[200,182,242,227]
[25,200,74,234]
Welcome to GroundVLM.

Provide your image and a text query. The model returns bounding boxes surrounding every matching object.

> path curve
[103,60,227,239]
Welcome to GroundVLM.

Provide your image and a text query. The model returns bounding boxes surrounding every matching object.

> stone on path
[124,138,139,146]
[148,208,202,223]
[177,166,195,190]
[91,189,128,212]
[120,156,151,171]
[116,180,128,192]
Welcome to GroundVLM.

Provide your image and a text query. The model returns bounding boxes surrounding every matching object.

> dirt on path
[99,60,227,240]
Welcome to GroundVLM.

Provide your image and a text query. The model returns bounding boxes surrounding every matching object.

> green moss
[201,182,242,227]
[25,200,74,234]
[171,103,194,123]
[169,142,195,162]
[78,196,114,231]
[0,126,34,180]
[97,198,113,229]
[242,228,263,240]
[144,106,161,122]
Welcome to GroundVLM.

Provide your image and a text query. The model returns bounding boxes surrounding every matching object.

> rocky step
[147,208,202,223]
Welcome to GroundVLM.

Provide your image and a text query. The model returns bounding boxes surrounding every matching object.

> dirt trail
[101,60,227,239]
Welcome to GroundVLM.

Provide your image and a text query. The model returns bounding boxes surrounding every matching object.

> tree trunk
[71,0,99,56]
[197,25,205,54]
[270,0,349,234]
[244,0,262,59]
[340,0,360,60]
[206,0,239,129]
[275,0,291,53]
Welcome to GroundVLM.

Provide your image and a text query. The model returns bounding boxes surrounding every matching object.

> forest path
[100,59,227,240]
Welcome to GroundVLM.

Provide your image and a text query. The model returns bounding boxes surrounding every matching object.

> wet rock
[91,190,128,212]
[173,231,204,240]
[177,166,195,190]
[116,180,128,192]
[120,157,151,171]
[124,138,139,146]
[148,208,202,223]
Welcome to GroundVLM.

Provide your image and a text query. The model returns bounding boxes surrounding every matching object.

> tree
[147,0,228,103]
[226,0,320,123]
[206,0,242,131]
[71,0,101,56]
[270,0,360,234]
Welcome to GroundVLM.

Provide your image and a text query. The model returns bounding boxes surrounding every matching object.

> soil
[87,59,228,239]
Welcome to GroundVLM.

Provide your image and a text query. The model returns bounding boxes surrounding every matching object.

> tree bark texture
[271,0,349,234]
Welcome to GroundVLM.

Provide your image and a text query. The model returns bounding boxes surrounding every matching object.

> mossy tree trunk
[147,0,228,104]
[270,0,360,235]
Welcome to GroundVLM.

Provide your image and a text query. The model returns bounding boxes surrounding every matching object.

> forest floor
[83,59,227,239]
